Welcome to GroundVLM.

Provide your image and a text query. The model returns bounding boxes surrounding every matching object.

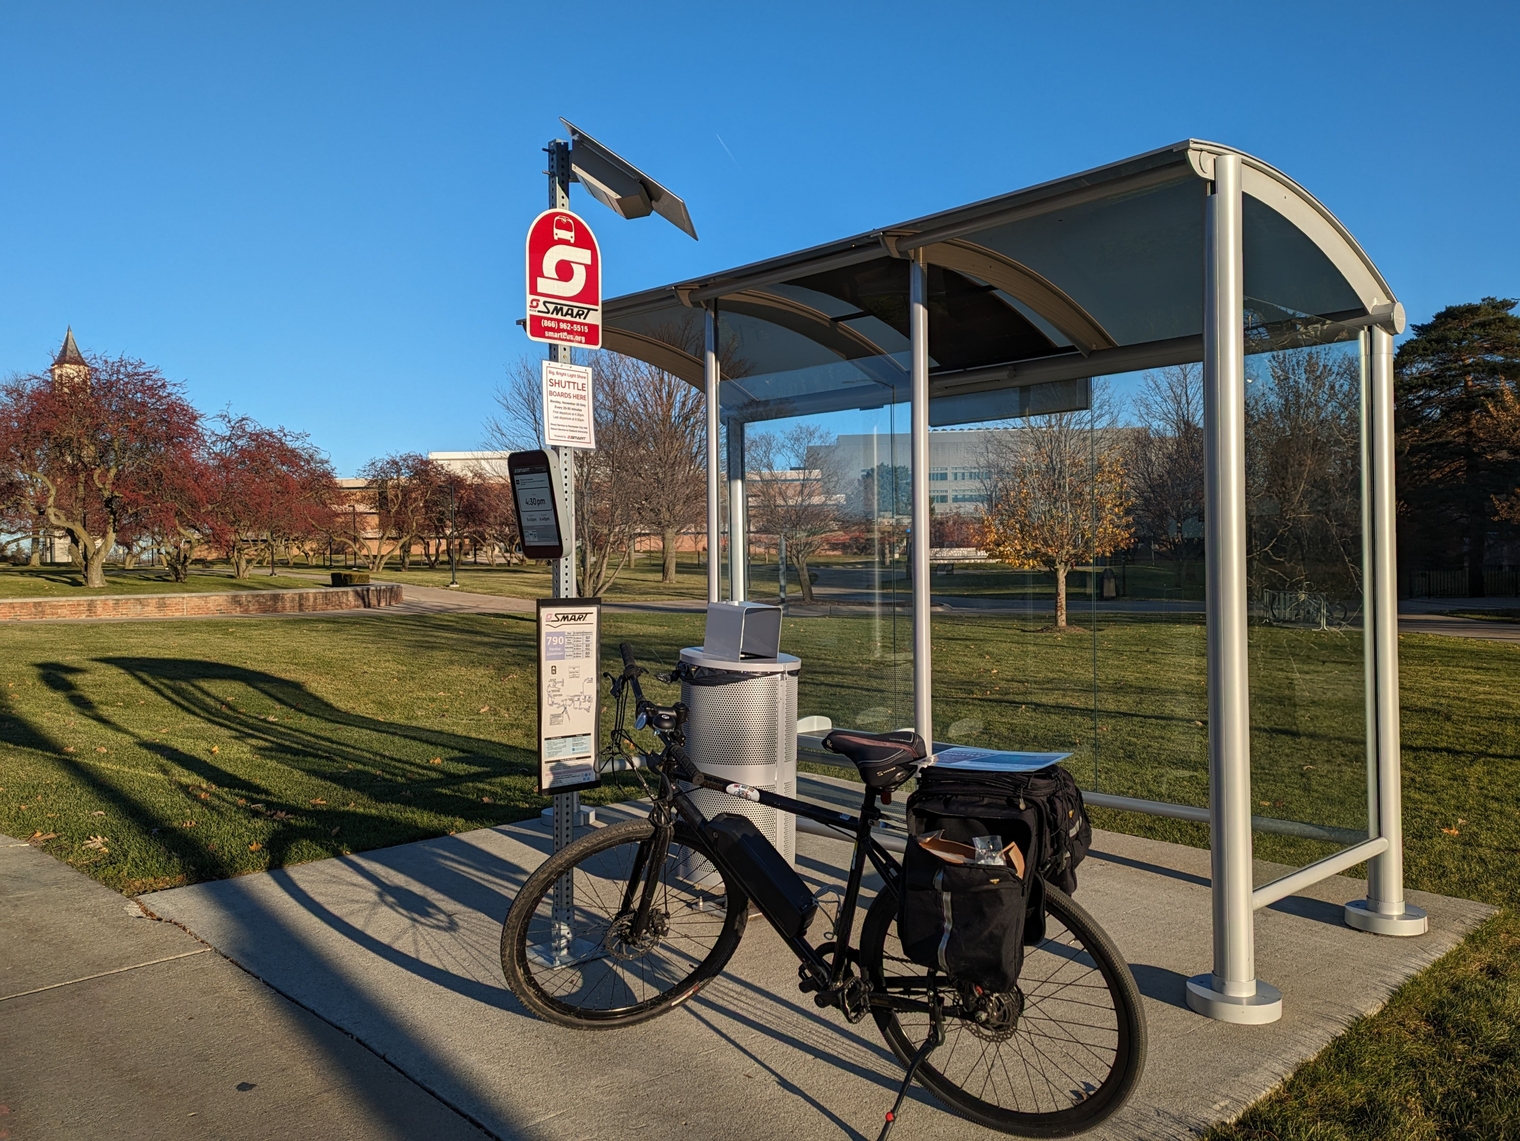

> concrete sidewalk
[0,836,491,1141]
[137,775,1492,1141]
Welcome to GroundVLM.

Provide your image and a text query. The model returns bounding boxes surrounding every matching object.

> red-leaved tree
[0,356,202,587]
[203,415,340,578]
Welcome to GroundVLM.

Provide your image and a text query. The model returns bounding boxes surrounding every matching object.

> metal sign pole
[547,136,579,948]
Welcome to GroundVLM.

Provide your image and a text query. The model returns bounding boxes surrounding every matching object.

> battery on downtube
[701,814,816,940]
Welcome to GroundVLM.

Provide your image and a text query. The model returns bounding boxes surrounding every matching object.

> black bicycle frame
[654,750,903,994]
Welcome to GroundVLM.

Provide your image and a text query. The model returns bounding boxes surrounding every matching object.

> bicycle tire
[860,881,1146,1137]
[501,818,748,1030]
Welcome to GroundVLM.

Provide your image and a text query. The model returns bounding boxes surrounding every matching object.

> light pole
[448,484,459,589]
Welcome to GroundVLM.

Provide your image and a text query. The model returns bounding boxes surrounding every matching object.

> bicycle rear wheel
[861,882,1146,1137]
[501,818,747,1029]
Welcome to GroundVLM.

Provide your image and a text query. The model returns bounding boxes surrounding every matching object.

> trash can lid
[680,647,799,674]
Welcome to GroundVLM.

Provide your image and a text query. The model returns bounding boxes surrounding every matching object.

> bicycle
[501,644,1146,1138]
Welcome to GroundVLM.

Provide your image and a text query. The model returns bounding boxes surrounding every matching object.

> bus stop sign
[525,208,602,348]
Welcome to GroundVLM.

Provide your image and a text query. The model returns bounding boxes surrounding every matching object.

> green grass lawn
[0,566,317,597]
[0,609,1515,1136]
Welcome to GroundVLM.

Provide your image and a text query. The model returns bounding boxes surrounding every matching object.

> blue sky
[1,2,1515,474]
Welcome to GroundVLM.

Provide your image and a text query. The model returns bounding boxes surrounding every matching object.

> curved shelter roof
[603,140,1402,426]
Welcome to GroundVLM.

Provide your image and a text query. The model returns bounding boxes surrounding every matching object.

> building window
[930,470,948,481]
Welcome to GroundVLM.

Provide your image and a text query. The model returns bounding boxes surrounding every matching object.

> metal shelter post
[705,305,721,604]
[1186,153,1282,1023]
[727,419,747,601]
[909,252,933,744]
[1346,325,1427,935]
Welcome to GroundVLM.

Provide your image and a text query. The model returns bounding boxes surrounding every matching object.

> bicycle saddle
[822,729,926,791]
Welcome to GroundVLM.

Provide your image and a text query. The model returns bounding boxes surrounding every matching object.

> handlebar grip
[620,642,637,670]
[668,744,702,784]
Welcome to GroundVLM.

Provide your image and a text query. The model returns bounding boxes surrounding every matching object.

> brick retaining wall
[0,584,403,621]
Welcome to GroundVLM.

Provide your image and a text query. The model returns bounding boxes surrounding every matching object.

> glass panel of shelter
[705,300,1375,870]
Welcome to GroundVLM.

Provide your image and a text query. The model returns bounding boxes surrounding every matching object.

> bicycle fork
[877,991,945,1141]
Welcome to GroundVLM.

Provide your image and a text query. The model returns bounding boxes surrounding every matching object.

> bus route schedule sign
[536,598,602,793]
[525,208,602,348]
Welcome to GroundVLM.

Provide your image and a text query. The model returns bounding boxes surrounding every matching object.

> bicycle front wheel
[861,881,1146,1137]
[501,818,747,1029]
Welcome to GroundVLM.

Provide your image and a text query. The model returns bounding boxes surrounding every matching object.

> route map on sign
[525,209,602,348]
[537,600,601,792]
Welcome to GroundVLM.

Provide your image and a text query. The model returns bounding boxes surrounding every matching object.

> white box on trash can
[702,601,783,660]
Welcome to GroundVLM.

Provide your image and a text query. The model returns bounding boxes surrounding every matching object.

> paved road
[0,836,490,1141]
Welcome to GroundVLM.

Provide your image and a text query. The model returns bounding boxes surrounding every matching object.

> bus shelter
[601,140,1425,1023]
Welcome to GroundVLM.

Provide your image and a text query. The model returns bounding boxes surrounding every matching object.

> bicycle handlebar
[615,643,701,782]
[617,641,646,706]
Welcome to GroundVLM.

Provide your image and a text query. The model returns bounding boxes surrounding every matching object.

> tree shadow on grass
[20,655,551,888]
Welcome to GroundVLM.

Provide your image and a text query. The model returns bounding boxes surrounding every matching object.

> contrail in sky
[716,134,738,167]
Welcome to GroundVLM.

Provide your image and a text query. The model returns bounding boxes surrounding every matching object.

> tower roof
[52,327,86,368]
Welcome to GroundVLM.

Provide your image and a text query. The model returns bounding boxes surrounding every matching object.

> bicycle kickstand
[877,992,945,1141]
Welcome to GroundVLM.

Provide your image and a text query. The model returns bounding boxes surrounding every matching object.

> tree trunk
[1054,562,1068,629]
[661,526,678,584]
[794,553,814,602]
[80,537,109,589]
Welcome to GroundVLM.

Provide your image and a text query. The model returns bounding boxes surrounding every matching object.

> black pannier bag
[899,763,1092,989]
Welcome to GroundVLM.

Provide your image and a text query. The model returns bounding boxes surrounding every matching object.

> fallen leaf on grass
[95,747,107,753]
[91,810,105,817]
[309,798,327,806]
[181,820,196,828]
[1442,827,1460,836]
[211,746,219,755]
[481,796,493,804]
[27,831,57,845]
[196,792,210,800]
[429,757,442,765]
[330,827,340,836]
[249,803,265,811]
[63,746,75,753]
[236,798,246,806]
[478,706,489,714]
[82,835,108,852]
[266,716,277,722]
[249,842,261,852]
[271,811,290,821]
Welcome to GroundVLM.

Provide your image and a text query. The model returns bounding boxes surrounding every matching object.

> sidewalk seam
[0,947,209,1002]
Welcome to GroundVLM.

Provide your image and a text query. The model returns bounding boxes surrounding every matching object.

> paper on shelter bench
[925,746,1071,773]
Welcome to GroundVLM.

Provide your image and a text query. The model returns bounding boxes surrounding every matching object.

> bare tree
[622,360,705,582]
[746,423,844,603]
[1245,348,1362,599]
[485,357,546,454]
[981,399,1133,630]
[1128,364,1204,585]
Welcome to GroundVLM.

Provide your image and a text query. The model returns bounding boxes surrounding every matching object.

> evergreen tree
[1395,297,1520,596]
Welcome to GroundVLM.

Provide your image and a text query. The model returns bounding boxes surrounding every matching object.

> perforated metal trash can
[679,647,799,865]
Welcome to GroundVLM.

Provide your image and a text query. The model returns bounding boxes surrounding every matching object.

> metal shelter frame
[607,140,1427,1024]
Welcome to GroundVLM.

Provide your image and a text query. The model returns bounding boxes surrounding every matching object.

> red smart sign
[525,208,602,348]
